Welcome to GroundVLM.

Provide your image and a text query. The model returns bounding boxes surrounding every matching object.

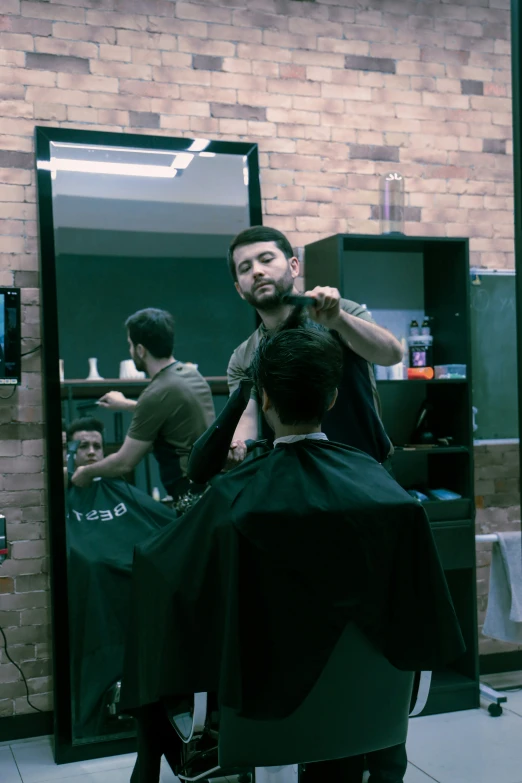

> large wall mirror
[35,127,262,762]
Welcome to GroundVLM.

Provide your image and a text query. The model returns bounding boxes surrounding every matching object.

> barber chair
[167,622,432,783]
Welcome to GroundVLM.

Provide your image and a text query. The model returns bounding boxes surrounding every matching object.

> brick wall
[0,0,516,718]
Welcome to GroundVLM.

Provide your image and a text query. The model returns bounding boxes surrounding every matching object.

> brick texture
[0,0,517,718]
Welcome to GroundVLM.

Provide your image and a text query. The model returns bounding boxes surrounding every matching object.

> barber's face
[234,241,299,311]
[128,336,146,372]
[72,430,104,468]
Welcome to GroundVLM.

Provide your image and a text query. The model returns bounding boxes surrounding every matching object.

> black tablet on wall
[0,288,21,385]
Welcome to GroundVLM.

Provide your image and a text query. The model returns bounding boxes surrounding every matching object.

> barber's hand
[224,440,248,471]
[98,391,130,411]
[304,286,341,329]
[71,466,92,488]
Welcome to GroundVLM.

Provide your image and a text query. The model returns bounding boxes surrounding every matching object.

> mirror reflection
[50,137,257,744]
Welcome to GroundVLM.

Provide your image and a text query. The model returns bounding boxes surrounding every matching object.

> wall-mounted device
[0,288,21,386]
[0,515,7,564]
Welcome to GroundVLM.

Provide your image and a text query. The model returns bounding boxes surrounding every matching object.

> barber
[226,226,401,465]
[71,308,215,507]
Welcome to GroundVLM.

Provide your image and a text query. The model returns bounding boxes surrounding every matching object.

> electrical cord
[21,344,41,357]
[0,386,17,400]
[0,625,46,713]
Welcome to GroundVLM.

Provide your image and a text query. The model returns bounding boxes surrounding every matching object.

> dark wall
[56,253,256,379]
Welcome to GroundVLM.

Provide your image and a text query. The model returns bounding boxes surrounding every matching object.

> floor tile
[32,768,135,783]
[361,763,438,783]
[405,764,440,782]
[406,707,522,783]
[10,735,135,782]
[159,757,179,782]
[0,745,22,783]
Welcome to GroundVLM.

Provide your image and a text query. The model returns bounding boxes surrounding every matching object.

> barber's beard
[131,351,146,373]
[240,275,294,312]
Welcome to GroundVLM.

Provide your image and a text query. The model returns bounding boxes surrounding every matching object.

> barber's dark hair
[227,226,295,281]
[250,321,344,426]
[125,308,174,359]
[67,417,105,443]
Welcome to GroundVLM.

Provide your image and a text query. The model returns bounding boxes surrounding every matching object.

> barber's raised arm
[304,286,403,367]
[226,348,259,467]
[233,397,259,442]
[98,391,137,412]
[71,436,151,487]
[226,398,259,467]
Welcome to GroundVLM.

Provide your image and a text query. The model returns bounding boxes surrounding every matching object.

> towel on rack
[483,531,522,644]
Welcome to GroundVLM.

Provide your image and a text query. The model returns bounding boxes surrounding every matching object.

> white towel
[483,531,522,644]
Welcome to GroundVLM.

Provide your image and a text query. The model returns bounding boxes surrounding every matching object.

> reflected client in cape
[65,417,176,739]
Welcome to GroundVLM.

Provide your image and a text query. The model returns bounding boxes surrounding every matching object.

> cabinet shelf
[420,499,472,522]
[305,233,478,717]
[394,446,469,455]
[376,379,467,384]
[422,670,479,716]
[60,377,229,397]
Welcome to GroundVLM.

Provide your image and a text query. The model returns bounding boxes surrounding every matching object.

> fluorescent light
[52,143,176,159]
[44,144,195,177]
[188,139,210,152]
[39,159,178,178]
[173,153,194,169]
[243,166,249,186]
[199,152,216,158]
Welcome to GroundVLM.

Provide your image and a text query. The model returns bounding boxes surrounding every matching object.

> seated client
[120,321,465,782]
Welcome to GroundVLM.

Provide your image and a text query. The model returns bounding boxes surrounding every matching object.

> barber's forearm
[232,400,259,443]
[334,311,403,366]
[82,452,135,480]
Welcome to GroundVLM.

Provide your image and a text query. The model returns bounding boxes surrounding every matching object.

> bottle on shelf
[409,319,420,336]
[380,171,405,235]
[421,317,431,336]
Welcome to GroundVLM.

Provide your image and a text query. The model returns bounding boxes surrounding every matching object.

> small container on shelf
[434,364,467,379]
[407,367,434,380]
[408,335,433,368]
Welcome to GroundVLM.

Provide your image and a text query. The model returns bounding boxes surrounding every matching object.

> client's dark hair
[250,320,344,425]
[125,308,174,359]
[227,226,295,281]
[67,417,105,443]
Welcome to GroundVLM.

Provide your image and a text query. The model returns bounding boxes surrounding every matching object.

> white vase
[87,357,103,381]
[119,360,145,380]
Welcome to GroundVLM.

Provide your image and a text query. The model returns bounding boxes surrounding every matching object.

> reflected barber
[71,308,215,505]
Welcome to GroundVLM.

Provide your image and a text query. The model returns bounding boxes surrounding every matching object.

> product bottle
[409,319,420,336]
[421,318,431,336]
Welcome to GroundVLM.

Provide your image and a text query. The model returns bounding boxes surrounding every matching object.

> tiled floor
[2,677,522,783]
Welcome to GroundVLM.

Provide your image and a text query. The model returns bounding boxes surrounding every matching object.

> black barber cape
[120,441,465,720]
[67,478,175,737]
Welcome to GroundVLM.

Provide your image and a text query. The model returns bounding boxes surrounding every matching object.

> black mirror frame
[34,126,262,764]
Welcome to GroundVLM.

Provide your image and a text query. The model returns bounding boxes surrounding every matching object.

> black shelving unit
[304,234,479,716]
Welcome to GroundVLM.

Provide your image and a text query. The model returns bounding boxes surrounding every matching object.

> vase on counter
[86,357,103,381]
